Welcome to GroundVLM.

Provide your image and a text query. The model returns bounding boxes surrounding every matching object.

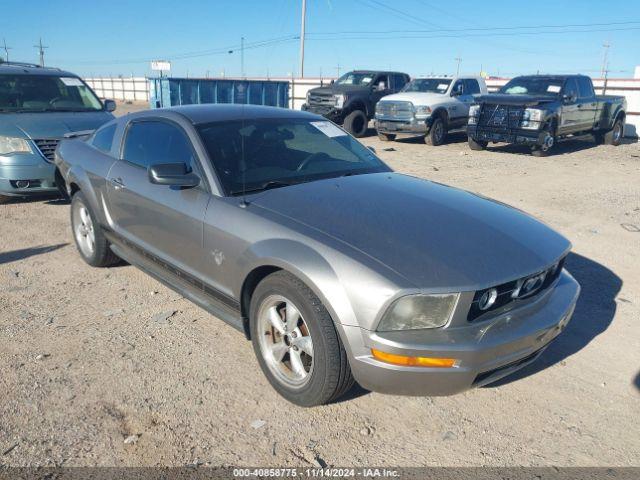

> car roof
[0,62,77,77]
[350,70,408,75]
[130,104,322,125]
[511,74,587,81]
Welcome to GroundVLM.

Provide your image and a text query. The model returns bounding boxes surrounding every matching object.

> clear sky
[1,0,639,79]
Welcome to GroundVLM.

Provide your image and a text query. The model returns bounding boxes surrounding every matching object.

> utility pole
[34,38,48,67]
[601,41,610,78]
[241,36,245,78]
[2,39,11,62]
[299,0,307,78]
[335,63,341,78]
[455,56,462,76]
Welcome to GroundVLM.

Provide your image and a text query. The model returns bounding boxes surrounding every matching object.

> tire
[377,132,396,142]
[532,121,557,157]
[70,191,120,267]
[468,137,488,151]
[601,118,624,146]
[343,110,368,138]
[424,116,447,146]
[250,271,354,407]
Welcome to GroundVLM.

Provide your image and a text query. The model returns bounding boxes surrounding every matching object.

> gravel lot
[1,101,639,467]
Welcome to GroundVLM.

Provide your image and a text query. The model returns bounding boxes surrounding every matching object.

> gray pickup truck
[467,74,627,156]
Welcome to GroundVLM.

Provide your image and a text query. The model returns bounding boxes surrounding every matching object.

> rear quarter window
[91,124,117,154]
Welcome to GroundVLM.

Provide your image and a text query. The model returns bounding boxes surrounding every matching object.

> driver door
[105,119,210,279]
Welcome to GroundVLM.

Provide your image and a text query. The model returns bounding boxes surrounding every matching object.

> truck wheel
[424,117,447,146]
[603,118,624,146]
[250,271,355,407]
[70,191,120,267]
[377,132,396,142]
[343,110,368,138]
[532,123,556,157]
[468,137,488,151]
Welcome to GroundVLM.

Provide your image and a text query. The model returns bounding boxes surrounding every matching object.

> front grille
[308,93,334,107]
[467,256,566,322]
[478,104,524,129]
[33,138,60,162]
[376,101,414,121]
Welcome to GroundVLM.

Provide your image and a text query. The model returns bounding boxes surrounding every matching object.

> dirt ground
[1,100,639,467]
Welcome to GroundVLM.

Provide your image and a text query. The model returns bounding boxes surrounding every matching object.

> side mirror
[562,93,576,104]
[104,99,116,112]
[148,163,200,188]
[451,87,463,97]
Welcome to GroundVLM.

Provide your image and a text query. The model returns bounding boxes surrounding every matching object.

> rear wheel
[70,191,120,267]
[597,118,624,146]
[343,110,368,138]
[250,271,354,407]
[424,116,447,146]
[377,132,396,142]
[468,137,488,151]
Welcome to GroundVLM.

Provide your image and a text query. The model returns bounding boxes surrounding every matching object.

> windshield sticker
[60,77,84,87]
[310,121,347,138]
[437,83,449,90]
[505,86,528,94]
[547,85,561,93]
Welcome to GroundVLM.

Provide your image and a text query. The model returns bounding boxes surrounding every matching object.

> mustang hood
[252,173,570,290]
[475,94,558,107]
[0,111,114,138]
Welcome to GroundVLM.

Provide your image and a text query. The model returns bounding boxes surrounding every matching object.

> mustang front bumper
[343,270,580,396]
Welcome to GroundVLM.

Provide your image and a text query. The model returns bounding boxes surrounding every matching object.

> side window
[375,75,390,90]
[91,123,117,154]
[393,74,408,90]
[464,79,481,95]
[577,77,594,98]
[563,78,579,102]
[451,80,464,95]
[123,120,197,172]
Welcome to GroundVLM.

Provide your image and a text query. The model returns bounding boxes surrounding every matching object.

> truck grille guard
[478,104,525,129]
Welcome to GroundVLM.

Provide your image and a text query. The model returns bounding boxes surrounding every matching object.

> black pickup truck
[302,70,410,137]
[467,74,627,156]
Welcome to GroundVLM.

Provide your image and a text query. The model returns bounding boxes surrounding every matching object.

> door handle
[110,177,125,190]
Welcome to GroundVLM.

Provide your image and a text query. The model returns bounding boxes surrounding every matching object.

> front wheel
[343,110,368,138]
[424,117,447,146]
[70,192,120,267]
[468,137,488,151]
[532,124,556,157]
[250,271,354,407]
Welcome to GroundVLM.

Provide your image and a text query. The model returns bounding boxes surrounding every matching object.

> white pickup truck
[374,76,488,146]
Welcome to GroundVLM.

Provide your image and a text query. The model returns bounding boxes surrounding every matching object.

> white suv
[375,76,488,146]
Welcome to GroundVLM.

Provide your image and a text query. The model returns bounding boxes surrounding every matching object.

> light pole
[455,57,462,76]
[299,0,307,78]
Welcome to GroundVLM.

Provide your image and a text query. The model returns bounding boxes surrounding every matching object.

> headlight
[468,105,480,125]
[413,105,432,119]
[334,94,345,108]
[377,293,459,331]
[0,136,33,155]
[521,108,544,129]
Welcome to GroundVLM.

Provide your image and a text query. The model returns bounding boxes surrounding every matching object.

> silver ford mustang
[55,105,580,407]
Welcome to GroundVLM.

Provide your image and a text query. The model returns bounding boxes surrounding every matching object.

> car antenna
[239,103,248,208]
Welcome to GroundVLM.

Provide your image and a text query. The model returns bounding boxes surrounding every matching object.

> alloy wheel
[73,202,95,258]
[257,295,314,388]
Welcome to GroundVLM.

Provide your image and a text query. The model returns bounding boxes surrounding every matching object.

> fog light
[478,288,498,311]
[371,349,457,368]
[15,180,30,189]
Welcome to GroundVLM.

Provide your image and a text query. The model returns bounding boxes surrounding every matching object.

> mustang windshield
[0,74,103,112]
[335,72,375,86]
[499,77,564,97]
[197,118,391,195]
[402,79,451,93]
